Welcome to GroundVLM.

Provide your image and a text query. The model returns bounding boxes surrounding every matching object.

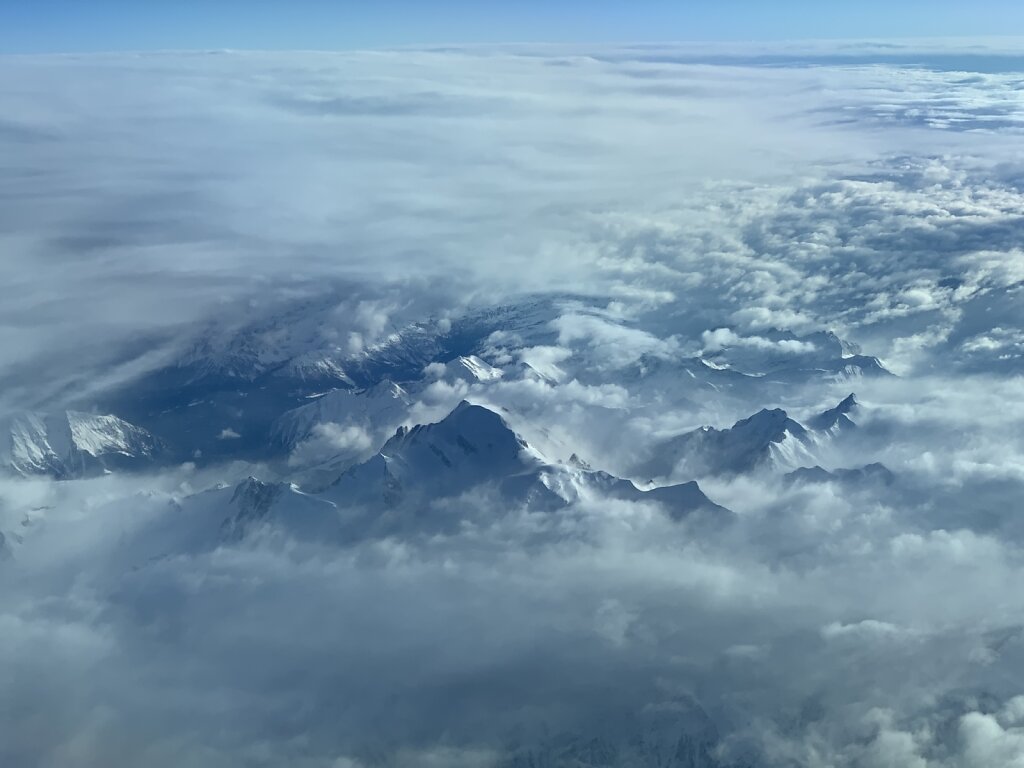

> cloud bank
[1,41,1024,767]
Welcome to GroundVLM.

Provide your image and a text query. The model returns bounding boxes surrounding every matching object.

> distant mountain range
[633,393,866,482]
[141,401,732,555]
[50,296,889,470]
[0,298,894,563]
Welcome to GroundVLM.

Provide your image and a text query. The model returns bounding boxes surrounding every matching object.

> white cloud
[701,327,818,355]
[2,41,1024,768]
[287,422,374,468]
[959,711,1024,768]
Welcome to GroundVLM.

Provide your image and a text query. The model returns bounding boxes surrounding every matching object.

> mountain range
[0,297,892,560]
[634,393,863,482]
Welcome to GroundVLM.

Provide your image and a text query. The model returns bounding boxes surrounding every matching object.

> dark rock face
[808,393,860,433]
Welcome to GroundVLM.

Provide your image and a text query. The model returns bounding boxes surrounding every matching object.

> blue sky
[2,0,1024,53]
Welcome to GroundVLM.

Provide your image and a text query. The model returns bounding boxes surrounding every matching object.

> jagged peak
[448,355,503,382]
[329,400,543,502]
[731,407,807,439]
[231,475,277,498]
[2,409,160,478]
[515,361,560,385]
[383,401,531,458]
[740,407,789,423]
[447,400,512,426]
[836,392,859,410]
[567,453,592,470]
[809,393,861,432]
[229,476,284,517]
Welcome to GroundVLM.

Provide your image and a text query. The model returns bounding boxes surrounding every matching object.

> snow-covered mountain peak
[809,393,861,434]
[313,401,550,511]
[380,400,541,471]
[732,407,809,443]
[226,477,285,529]
[312,399,732,528]
[444,355,504,383]
[64,411,158,456]
[836,393,859,411]
[635,405,817,481]
[3,410,161,479]
[515,361,560,386]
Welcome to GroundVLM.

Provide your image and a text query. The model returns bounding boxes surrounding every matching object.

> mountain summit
[637,407,816,481]
[1,410,162,479]
[808,393,860,433]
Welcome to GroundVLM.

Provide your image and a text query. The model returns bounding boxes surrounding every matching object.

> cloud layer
[2,42,1024,767]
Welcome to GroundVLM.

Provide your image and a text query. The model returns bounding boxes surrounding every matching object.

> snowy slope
[2,411,162,479]
[104,400,729,552]
[272,380,412,449]
[637,407,817,481]
[273,357,504,467]
[175,295,564,388]
[94,294,896,476]
[808,393,860,434]
[439,354,505,383]
[273,356,505,446]
[324,401,546,507]
[322,401,729,524]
